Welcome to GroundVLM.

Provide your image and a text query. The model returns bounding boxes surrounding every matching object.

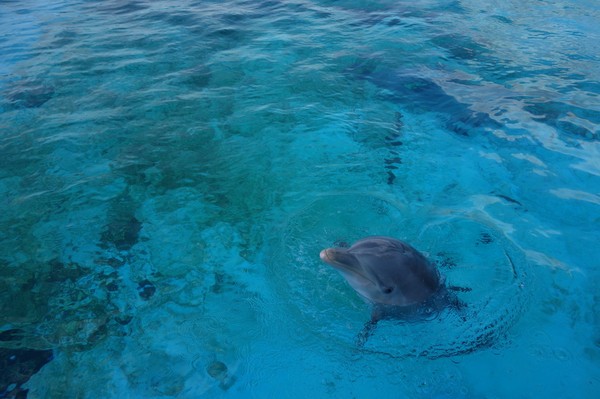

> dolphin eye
[382,287,394,294]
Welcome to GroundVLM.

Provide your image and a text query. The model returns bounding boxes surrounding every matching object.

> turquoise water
[1,0,599,397]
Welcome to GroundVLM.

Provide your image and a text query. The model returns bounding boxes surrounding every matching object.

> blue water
[1,0,599,397]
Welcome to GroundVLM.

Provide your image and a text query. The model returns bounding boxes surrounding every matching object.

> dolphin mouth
[319,249,332,263]
[320,248,373,282]
[320,248,350,270]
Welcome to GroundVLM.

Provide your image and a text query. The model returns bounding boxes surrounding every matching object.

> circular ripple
[269,193,530,358]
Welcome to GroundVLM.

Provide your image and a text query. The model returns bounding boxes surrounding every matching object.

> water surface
[1,0,599,398]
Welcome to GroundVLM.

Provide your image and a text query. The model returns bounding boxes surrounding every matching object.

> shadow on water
[365,71,502,138]
[344,53,502,139]
[1,80,55,110]
[269,193,530,359]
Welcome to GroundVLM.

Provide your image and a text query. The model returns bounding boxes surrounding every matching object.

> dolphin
[320,236,463,345]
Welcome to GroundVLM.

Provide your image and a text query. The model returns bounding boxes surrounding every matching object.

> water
[0,0,598,397]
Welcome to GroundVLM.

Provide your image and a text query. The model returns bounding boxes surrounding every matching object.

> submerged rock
[206,360,228,379]
[0,347,53,398]
[101,215,142,251]
[206,360,236,390]
[137,280,156,300]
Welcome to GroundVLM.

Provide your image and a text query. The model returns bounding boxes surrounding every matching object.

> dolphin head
[320,236,441,307]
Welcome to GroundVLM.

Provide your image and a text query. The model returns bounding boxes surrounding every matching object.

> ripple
[269,193,530,358]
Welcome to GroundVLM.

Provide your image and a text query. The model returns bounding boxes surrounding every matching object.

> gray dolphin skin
[320,236,442,307]
[320,236,456,346]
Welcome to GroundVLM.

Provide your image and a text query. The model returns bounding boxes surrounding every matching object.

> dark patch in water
[100,215,142,251]
[0,257,136,357]
[444,111,496,137]
[478,232,494,244]
[211,272,226,294]
[96,256,126,268]
[0,347,53,399]
[365,73,500,137]
[435,252,457,269]
[495,193,523,207]
[100,270,121,292]
[386,171,396,185]
[344,58,379,78]
[0,329,25,342]
[384,112,404,185]
[491,15,513,24]
[448,285,472,293]
[431,34,491,61]
[209,270,249,295]
[137,279,156,300]
[5,84,54,109]
[106,282,119,292]
[45,258,89,283]
[115,315,133,326]
[387,17,401,27]
[182,65,212,89]
[210,272,241,294]
[206,360,236,390]
[165,13,199,27]
[211,28,241,38]
[52,30,77,47]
